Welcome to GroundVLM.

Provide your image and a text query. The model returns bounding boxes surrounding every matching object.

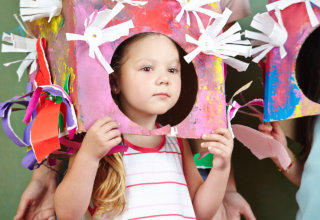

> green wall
[0,0,33,219]
[0,0,298,219]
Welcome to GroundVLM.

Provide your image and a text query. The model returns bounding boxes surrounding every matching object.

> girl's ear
[109,73,121,94]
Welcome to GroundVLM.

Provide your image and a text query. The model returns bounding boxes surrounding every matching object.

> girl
[54,32,234,220]
[258,27,320,219]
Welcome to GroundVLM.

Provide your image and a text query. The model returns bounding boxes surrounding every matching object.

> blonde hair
[92,153,126,218]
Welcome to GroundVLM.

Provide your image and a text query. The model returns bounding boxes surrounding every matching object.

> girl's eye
[168,68,179,74]
[141,66,152,72]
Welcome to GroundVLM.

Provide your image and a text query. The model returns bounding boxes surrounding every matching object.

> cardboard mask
[27,0,231,138]
[251,0,320,121]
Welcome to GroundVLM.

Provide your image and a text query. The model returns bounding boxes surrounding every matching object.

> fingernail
[201,142,205,147]
[208,146,213,151]
[202,134,207,139]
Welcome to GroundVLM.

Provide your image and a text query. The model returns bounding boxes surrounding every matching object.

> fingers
[258,123,272,133]
[270,121,283,134]
[206,144,227,157]
[92,116,116,129]
[100,121,120,134]
[202,133,228,146]
[213,128,233,140]
[201,128,233,157]
[240,202,256,220]
[110,136,122,147]
[34,209,55,220]
[14,198,30,220]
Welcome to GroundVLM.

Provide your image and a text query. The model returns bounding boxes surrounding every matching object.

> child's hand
[258,121,287,147]
[201,128,233,169]
[79,116,122,162]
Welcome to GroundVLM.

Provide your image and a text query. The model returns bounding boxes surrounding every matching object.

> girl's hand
[258,121,287,147]
[79,116,122,162]
[201,128,234,170]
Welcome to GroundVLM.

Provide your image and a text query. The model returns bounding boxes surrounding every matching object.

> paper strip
[267,0,320,27]
[184,8,252,72]
[175,0,221,33]
[245,11,288,63]
[20,0,62,22]
[66,3,134,74]
[30,100,61,162]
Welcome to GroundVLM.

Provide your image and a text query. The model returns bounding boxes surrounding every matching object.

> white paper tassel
[20,0,62,22]
[175,0,222,33]
[112,0,148,6]
[245,10,288,63]
[1,15,37,81]
[267,0,320,27]
[66,3,134,74]
[184,8,252,72]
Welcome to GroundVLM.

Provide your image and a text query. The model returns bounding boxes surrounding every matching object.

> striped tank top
[83,135,196,220]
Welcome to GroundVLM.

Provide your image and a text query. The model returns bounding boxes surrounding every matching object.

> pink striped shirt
[83,135,196,220]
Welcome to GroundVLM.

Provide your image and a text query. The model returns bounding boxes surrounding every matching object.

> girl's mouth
[153,93,170,98]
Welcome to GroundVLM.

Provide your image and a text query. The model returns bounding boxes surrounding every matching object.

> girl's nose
[156,72,169,85]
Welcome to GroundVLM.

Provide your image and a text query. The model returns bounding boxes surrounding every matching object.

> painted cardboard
[27,0,227,138]
[264,0,320,121]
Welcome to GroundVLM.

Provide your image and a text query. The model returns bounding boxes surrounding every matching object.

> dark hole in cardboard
[295,26,320,104]
[109,33,198,127]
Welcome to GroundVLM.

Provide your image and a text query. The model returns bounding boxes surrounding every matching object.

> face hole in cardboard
[109,33,198,127]
[295,26,320,104]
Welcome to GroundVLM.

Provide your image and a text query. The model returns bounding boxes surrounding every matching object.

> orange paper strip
[31,100,61,162]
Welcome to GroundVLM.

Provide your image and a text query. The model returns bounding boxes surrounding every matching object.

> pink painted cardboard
[28,0,227,138]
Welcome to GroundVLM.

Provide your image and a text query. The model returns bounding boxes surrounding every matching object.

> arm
[258,121,304,186]
[54,116,122,220]
[14,160,63,220]
[183,128,233,220]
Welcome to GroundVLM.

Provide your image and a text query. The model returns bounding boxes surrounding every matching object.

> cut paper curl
[1,15,38,81]
[0,37,78,168]
[175,0,222,33]
[267,0,320,27]
[245,10,288,63]
[0,96,30,147]
[0,95,37,169]
[20,0,62,22]
[66,2,134,74]
[184,8,252,72]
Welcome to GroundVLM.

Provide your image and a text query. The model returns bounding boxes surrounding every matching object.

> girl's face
[116,35,181,121]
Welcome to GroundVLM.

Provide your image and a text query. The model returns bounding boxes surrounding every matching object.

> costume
[296,116,320,219]
[83,135,196,219]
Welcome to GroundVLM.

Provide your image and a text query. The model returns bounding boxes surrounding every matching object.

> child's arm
[183,128,233,220]
[54,116,121,220]
[258,122,303,186]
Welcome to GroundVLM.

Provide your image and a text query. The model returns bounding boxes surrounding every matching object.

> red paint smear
[129,1,174,34]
